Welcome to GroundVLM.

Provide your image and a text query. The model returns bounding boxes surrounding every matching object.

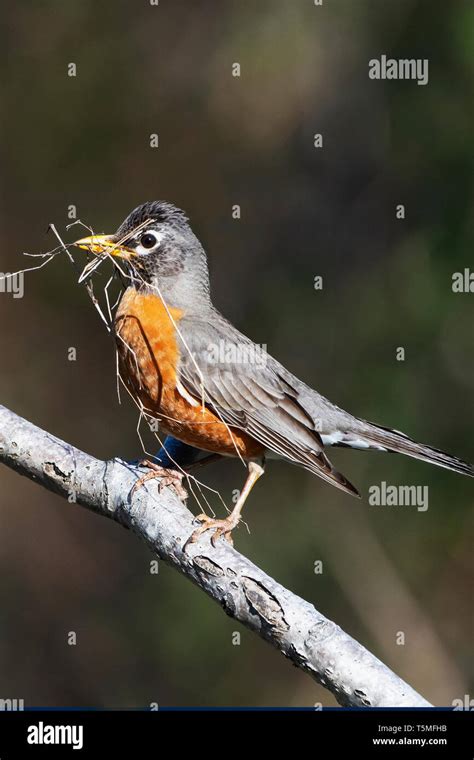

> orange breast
[114,288,264,459]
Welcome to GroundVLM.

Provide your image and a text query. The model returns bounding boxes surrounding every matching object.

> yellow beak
[73,234,135,259]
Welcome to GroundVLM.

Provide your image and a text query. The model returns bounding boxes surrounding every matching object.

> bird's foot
[131,460,188,501]
[185,512,240,549]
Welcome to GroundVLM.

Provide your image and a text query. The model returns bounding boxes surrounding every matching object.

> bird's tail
[335,421,474,478]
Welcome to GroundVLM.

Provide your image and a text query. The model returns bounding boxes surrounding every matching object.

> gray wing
[176,314,360,497]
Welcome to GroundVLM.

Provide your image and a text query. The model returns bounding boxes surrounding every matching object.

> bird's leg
[186,460,265,548]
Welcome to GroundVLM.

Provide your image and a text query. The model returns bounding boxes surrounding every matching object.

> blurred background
[0,0,472,707]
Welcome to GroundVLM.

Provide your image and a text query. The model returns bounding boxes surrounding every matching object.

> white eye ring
[136,231,163,254]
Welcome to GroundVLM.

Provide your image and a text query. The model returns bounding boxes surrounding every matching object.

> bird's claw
[131,460,188,501]
[184,513,240,549]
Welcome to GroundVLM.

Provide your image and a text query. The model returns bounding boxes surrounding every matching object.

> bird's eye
[140,232,158,249]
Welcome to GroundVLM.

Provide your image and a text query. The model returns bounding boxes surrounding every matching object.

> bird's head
[74,201,211,310]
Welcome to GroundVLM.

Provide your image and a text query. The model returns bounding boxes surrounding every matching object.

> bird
[74,201,474,545]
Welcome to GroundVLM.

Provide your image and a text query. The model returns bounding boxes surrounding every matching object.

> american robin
[74,201,473,544]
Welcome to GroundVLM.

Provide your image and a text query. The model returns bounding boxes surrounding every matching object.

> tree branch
[0,404,431,707]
